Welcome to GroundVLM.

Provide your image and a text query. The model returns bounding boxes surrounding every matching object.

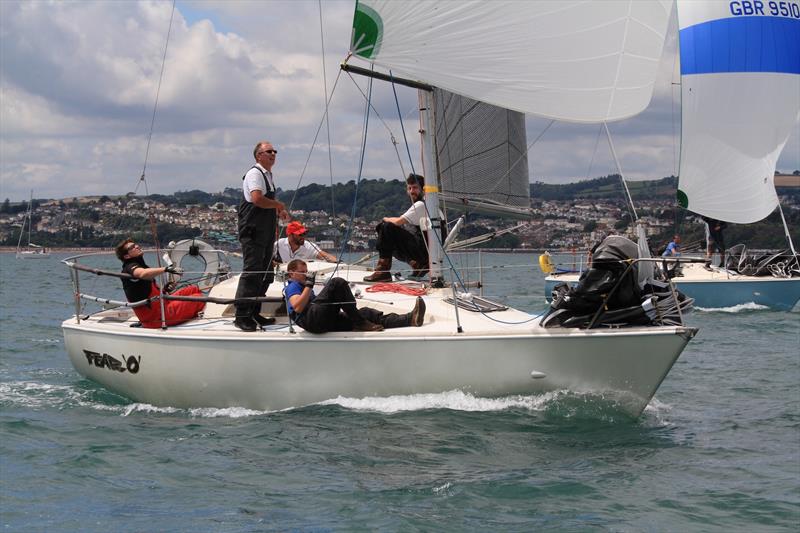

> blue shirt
[662,241,681,257]
[284,280,315,315]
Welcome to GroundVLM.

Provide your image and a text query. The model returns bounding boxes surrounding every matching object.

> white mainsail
[434,88,532,218]
[351,0,674,123]
[676,0,800,223]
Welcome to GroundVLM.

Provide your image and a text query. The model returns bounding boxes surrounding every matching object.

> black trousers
[296,277,411,333]
[235,231,276,318]
[708,231,725,253]
[374,221,427,264]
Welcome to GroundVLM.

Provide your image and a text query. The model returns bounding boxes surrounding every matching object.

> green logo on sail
[351,3,383,59]
[676,189,688,209]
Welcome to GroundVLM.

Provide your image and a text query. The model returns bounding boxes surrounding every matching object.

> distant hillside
[532,174,799,203]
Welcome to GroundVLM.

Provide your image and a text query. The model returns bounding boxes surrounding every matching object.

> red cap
[286,221,307,235]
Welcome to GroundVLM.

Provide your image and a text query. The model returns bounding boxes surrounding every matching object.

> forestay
[676,0,800,223]
[350,0,674,123]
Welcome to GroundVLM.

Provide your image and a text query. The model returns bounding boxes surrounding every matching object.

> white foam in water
[432,482,453,495]
[641,397,674,426]
[0,380,120,412]
[188,406,272,418]
[318,389,565,413]
[695,302,769,313]
[29,337,61,344]
[118,403,276,418]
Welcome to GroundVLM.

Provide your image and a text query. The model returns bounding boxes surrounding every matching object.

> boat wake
[319,389,560,413]
[694,302,770,313]
[0,380,123,411]
[1,380,672,422]
[320,389,660,420]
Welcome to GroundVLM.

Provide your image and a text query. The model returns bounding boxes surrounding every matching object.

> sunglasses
[125,244,141,252]
[258,149,278,155]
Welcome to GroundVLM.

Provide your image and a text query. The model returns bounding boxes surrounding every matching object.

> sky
[1,0,798,203]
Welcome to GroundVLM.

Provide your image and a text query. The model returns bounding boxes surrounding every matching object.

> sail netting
[350,0,673,123]
[676,0,800,223]
[433,88,531,218]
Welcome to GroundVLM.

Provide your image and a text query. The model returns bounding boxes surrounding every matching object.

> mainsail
[434,88,531,218]
[351,0,674,123]
[676,1,800,223]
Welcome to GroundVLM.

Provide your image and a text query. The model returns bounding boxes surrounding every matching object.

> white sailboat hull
[16,251,49,259]
[62,267,695,417]
[546,262,800,311]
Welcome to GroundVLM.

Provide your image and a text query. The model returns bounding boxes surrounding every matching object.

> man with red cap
[275,220,337,263]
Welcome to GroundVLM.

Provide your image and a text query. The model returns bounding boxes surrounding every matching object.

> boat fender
[538,252,555,274]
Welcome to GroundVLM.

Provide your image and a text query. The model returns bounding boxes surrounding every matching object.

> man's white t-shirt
[275,238,323,262]
[242,163,275,202]
[401,201,443,232]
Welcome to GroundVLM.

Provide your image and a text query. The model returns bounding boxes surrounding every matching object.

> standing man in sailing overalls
[234,141,290,331]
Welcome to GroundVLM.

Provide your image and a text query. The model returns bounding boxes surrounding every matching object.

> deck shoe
[233,317,258,332]
[363,271,392,282]
[411,296,426,327]
[364,257,392,282]
[353,320,384,332]
[252,314,276,327]
[408,259,429,278]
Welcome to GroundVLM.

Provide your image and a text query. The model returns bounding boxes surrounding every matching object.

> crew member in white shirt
[364,174,443,282]
[275,221,337,263]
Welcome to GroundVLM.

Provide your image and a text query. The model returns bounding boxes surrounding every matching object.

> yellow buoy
[538,252,555,274]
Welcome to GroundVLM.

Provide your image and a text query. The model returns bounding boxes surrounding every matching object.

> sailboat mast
[27,190,32,246]
[418,90,445,287]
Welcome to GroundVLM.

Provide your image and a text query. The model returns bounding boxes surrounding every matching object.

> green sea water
[1,251,798,531]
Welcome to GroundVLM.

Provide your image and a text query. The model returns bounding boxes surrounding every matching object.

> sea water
[1,251,798,531]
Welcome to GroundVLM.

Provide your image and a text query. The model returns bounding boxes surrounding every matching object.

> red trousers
[134,284,206,328]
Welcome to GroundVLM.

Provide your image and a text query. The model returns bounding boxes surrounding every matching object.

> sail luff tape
[424,185,439,193]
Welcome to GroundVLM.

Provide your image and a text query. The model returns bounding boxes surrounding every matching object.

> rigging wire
[389,71,417,178]
[328,67,375,280]
[344,70,407,176]
[288,67,344,212]
[585,124,604,181]
[134,0,176,197]
[317,0,336,219]
[603,122,638,222]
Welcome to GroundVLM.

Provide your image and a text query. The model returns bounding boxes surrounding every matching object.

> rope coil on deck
[365,283,427,296]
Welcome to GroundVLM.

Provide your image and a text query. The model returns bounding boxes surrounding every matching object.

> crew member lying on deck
[284,259,425,333]
[115,238,206,328]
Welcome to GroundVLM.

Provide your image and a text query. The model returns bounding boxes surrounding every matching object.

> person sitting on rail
[115,238,206,328]
[284,259,425,333]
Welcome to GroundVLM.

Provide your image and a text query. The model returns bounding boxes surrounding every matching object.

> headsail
[434,89,531,218]
[351,0,674,123]
[676,1,800,223]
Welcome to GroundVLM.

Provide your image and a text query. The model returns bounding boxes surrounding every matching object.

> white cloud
[0,0,797,203]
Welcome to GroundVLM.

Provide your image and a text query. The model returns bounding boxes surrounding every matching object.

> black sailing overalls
[234,166,277,319]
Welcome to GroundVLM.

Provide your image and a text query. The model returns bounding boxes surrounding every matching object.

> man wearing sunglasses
[115,238,205,328]
[234,141,291,331]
